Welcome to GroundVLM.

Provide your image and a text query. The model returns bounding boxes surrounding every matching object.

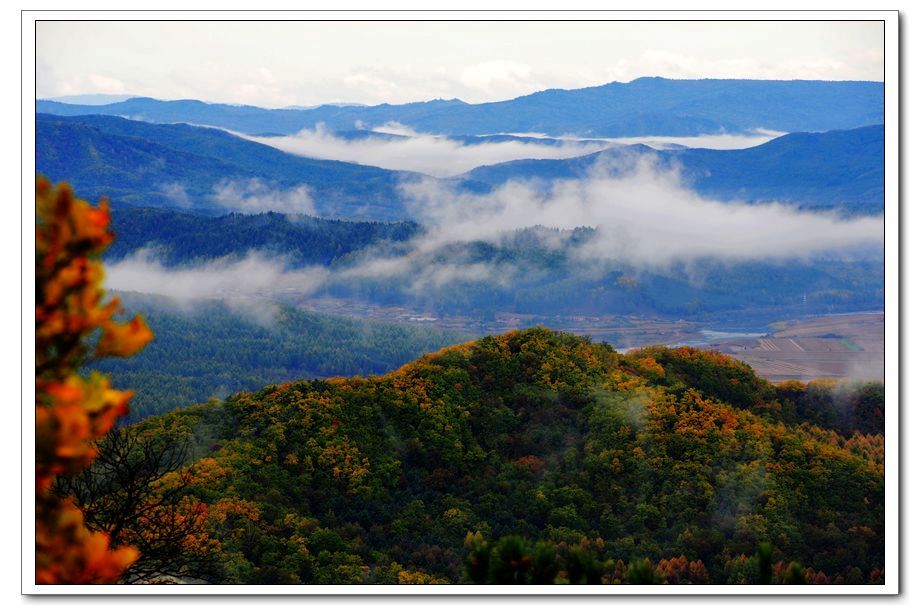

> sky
[36,20,884,108]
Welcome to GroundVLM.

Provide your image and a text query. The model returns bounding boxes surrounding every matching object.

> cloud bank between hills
[106,157,883,310]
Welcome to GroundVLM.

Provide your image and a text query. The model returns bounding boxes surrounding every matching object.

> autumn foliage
[127,327,883,584]
[35,178,153,584]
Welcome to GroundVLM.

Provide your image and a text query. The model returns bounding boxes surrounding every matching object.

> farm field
[704,312,884,382]
[298,297,701,345]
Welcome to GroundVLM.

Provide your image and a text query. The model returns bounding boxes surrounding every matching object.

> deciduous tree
[36,178,153,583]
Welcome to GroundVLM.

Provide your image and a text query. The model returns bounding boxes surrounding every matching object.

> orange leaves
[843,431,885,467]
[206,499,263,543]
[688,559,709,584]
[35,177,113,265]
[187,457,232,487]
[635,356,665,378]
[212,499,262,525]
[397,569,448,584]
[649,389,741,440]
[35,495,139,584]
[35,178,153,584]
[134,496,216,556]
[36,374,132,492]
[96,314,154,358]
[36,179,151,373]
[511,455,545,473]
[654,555,708,584]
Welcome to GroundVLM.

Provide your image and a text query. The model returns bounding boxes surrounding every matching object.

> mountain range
[38,114,883,219]
[36,113,425,220]
[464,125,884,214]
[37,77,882,137]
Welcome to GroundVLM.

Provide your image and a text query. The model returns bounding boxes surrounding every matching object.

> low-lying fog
[107,156,882,304]
[242,123,785,177]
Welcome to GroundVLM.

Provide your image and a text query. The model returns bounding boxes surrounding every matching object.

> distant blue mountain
[329,129,610,147]
[42,93,137,105]
[37,77,882,137]
[35,97,467,137]
[36,113,449,221]
[36,113,883,220]
[462,125,884,214]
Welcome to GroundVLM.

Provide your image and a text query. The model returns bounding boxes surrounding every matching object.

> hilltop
[134,328,884,584]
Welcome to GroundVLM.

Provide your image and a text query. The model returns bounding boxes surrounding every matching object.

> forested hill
[38,113,885,222]
[463,125,884,214]
[138,327,884,584]
[38,78,882,136]
[106,208,419,266]
[96,295,470,420]
[36,113,432,221]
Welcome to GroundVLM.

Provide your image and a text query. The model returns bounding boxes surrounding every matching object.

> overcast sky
[36,20,884,108]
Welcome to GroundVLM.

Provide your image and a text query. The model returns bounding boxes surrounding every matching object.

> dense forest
[79,328,883,584]
[93,294,470,420]
[107,208,418,266]
[100,206,884,324]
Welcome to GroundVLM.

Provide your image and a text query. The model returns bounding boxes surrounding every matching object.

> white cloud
[106,158,883,302]
[336,251,517,293]
[371,122,421,137]
[459,60,539,99]
[583,129,785,151]
[487,130,785,151]
[246,125,611,177]
[392,156,883,270]
[211,178,315,215]
[160,182,191,207]
[35,21,883,107]
[106,251,329,302]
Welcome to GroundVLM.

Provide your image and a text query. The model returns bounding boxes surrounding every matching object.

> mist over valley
[37,77,886,412]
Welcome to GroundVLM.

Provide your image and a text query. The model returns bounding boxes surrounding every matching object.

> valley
[298,295,884,383]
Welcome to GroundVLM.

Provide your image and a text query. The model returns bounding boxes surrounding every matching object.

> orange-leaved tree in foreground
[35,177,153,584]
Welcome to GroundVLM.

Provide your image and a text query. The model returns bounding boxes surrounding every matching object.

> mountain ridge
[462,124,884,213]
[38,113,883,219]
[37,77,883,137]
[36,113,437,220]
